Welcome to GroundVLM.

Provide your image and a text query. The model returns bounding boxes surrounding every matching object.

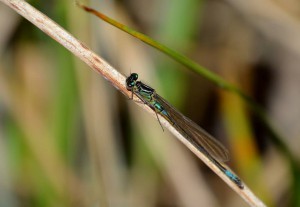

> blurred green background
[1,0,300,206]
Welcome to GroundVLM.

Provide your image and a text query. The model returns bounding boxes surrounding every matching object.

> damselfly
[126,73,244,189]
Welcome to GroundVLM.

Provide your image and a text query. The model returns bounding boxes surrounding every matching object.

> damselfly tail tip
[225,170,244,189]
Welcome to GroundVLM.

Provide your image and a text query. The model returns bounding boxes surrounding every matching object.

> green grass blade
[77,4,240,93]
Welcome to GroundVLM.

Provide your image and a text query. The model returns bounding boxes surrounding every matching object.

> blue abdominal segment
[225,169,244,189]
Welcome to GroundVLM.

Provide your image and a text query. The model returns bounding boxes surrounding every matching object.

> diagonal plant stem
[77,3,296,169]
[77,3,248,93]
[0,0,267,206]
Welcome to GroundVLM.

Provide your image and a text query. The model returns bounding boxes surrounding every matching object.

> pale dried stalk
[0,0,266,206]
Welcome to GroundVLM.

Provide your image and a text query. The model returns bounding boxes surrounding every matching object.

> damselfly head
[126,73,139,90]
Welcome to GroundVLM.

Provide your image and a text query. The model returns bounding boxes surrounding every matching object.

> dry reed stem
[0,0,266,206]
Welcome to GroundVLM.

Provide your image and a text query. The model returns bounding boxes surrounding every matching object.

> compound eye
[132,73,138,80]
